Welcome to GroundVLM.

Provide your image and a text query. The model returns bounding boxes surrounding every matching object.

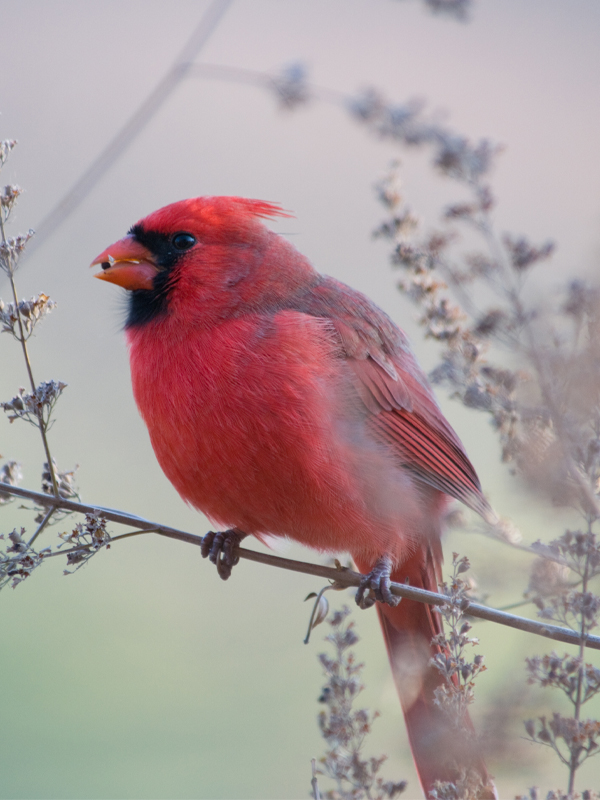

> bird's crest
[133,196,291,245]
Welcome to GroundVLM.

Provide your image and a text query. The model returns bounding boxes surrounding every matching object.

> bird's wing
[355,356,491,518]
[296,277,493,521]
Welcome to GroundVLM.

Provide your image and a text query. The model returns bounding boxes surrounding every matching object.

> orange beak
[91,235,159,291]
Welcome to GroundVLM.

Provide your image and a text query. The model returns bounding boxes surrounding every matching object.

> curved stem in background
[21,0,234,263]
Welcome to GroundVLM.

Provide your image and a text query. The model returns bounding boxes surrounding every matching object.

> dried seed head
[316,606,405,798]
[270,63,309,110]
[2,380,66,427]
[503,234,555,272]
[41,459,78,500]
[421,0,472,21]
[526,557,570,600]
[434,136,500,183]
[0,140,17,168]
[0,230,35,274]
[0,184,23,220]
[59,512,111,575]
[0,460,22,504]
[0,293,57,339]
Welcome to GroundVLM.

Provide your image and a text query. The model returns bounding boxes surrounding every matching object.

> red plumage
[93,196,495,797]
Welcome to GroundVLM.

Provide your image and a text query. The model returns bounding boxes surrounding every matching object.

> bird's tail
[354,547,495,799]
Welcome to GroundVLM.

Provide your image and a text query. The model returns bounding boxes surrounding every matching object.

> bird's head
[91,196,313,328]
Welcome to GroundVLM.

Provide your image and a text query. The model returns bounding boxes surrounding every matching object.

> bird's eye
[172,232,196,251]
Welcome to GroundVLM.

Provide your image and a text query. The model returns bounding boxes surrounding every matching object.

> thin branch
[311,758,322,800]
[0,214,60,497]
[27,507,54,547]
[110,528,160,542]
[8,270,59,496]
[186,61,347,106]
[40,528,155,560]
[2,482,600,651]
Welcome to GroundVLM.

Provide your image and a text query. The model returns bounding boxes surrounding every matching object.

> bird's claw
[201,528,246,580]
[356,555,401,609]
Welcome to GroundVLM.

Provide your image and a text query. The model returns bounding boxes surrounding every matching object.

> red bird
[92,197,495,796]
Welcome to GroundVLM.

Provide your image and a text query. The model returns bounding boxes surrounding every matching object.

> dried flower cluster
[2,380,67,428]
[527,531,600,635]
[0,527,48,589]
[373,164,556,473]
[525,557,571,602]
[0,139,17,168]
[418,0,472,22]
[0,184,23,220]
[271,63,310,110]
[522,709,600,782]
[315,606,407,800]
[0,293,57,339]
[0,141,34,276]
[0,135,77,568]
[427,555,494,800]
[41,459,78,501]
[58,512,111,573]
[0,139,65,500]
[0,511,111,590]
[0,230,35,274]
[531,532,600,584]
[525,655,600,709]
[352,92,501,189]
[0,460,22,505]
[517,788,599,800]
[429,770,492,800]
[523,531,600,793]
[431,554,486,725]
[35,459,80,526]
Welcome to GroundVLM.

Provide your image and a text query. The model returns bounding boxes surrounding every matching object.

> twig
[0,209,60,497]
[311,757,321,800]
[2,482,600,651]
[27,507,54,547]
[40,529,157,560]
[186,61,347,106]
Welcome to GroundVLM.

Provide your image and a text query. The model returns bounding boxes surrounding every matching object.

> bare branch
[2,482,600,651]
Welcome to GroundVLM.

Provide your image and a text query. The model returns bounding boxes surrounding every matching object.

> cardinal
[92,196,495,797]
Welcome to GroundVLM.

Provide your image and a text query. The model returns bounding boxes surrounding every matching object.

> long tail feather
[355,547,494,798]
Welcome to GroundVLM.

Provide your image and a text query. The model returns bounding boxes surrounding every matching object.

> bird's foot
[356,555,401,609]
[201,528,246,580]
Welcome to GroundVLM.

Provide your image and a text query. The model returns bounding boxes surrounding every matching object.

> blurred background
[1,1,600,797]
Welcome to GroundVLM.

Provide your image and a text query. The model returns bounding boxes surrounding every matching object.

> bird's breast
[126,311,426,561]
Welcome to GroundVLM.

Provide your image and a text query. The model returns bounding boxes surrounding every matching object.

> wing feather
[352,357,493,519]
[288,275,494,521]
